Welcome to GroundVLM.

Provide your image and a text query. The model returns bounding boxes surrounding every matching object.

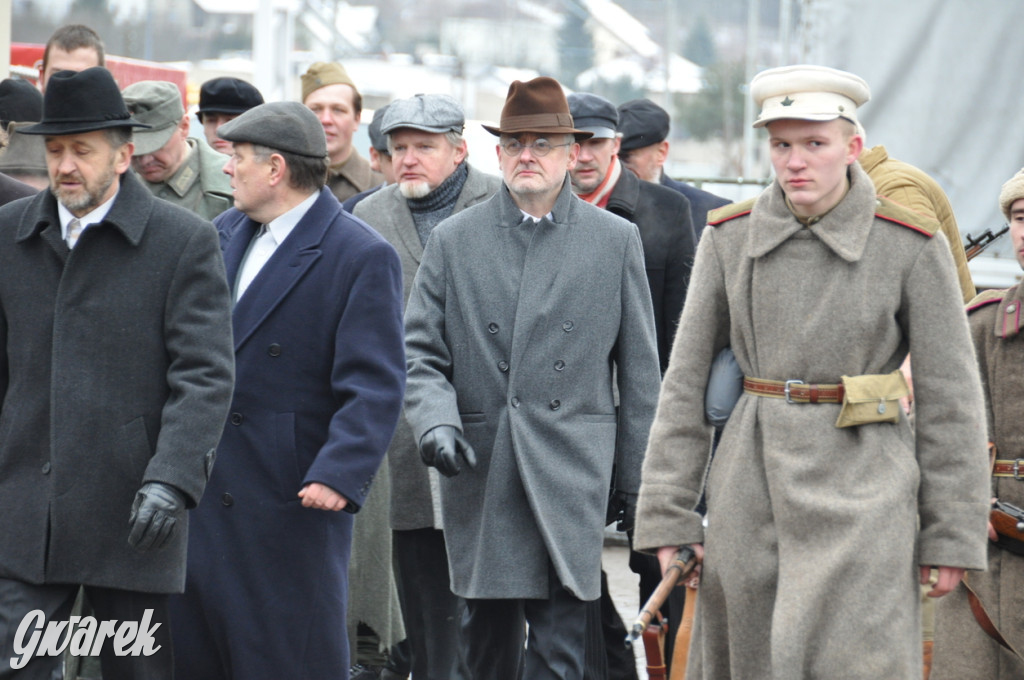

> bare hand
[920,565,965,598]
[298,482,348,511]
[657,544,704,588]
[899,354,914,414]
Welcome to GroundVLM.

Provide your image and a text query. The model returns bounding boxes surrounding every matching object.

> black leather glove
[608,490,638,533]
[128,482,186,552]
[419,425,477,477]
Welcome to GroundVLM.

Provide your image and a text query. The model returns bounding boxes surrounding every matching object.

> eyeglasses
[500,138,571,157]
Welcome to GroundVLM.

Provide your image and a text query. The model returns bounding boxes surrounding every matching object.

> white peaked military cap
[750,64,870,129]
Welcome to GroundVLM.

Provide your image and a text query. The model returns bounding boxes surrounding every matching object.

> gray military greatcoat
[932,283,1024,679]
[634,162,990,679]
[403,178,661,601]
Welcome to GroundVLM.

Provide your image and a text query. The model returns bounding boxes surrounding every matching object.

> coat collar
[748,161,876,263]
[994,283,1024,339]
[226,187,335,350]
[605,163,640,215]
[16,169,153,247]
[495,174,578,228]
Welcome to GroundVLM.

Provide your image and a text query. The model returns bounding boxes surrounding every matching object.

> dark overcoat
[660,173,729,242]
[933,284,1024,679]
[173,187,406,678]
[403,179,662,601]
[606,166,696,372]
[0,171,235,593]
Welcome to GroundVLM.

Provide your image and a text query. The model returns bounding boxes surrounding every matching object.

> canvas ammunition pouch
[834,370,909,428]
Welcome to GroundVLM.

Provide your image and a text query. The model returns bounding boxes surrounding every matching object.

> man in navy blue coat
[169,101,406,679]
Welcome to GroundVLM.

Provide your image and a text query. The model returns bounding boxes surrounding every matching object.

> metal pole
[0,0,10,79]
[778,0,792,65]
[741,0,759,177]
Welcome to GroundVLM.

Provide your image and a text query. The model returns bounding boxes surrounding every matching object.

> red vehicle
[10,43,187,100]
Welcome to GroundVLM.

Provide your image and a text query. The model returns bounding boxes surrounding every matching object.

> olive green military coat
[634,162,990,679]
[932,284,1024,679]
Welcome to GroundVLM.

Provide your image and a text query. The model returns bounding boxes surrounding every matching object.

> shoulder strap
[873,195,940,237]
[707,197,756,226]
[966,288,1007,314]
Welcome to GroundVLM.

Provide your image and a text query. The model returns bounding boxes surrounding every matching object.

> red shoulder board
[707,197,756,227]
[966,288,1006,314]
[874,196,939,237]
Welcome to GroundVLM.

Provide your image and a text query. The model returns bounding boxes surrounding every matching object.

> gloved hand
[608,490,638,533]
[419,425,477,477]
[128,482,186,552]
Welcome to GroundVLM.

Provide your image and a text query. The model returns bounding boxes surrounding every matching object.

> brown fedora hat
[482,76,592,139]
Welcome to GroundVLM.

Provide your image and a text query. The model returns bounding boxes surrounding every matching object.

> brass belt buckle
[784,379,805,404]
[1015,459,1024,481]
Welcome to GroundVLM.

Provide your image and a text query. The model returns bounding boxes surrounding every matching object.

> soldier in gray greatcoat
[634,65,990,679]
[931,169,1024,679]
[402,76,661,680]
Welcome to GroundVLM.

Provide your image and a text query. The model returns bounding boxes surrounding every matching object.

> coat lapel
[229,189,331,350]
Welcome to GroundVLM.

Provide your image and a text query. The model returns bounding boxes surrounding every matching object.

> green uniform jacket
[141,137,233,221]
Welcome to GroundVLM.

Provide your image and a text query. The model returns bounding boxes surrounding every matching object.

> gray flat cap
[381,94,464,135]
[217,101,327,158]
[567,92,618,139]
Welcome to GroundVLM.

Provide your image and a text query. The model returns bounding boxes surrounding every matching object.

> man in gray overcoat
[633,64,990,679]
[354,93,500,680]
[403,76,661,680]
[0,67,234,679]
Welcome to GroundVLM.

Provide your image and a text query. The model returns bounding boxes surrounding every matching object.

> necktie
[67,218,84,248]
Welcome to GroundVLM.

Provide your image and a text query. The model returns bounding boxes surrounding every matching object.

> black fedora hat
[19,67,149,136]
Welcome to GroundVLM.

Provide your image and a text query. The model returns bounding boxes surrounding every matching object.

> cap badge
[781,96,794,107]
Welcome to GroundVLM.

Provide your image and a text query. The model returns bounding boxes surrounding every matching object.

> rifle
[627,546,698,642]
[963,225,1009,261]
[626,547,699,680]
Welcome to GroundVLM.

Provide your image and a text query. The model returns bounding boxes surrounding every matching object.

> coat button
[550,400,561,411]
[511,396,520,408]
[222,493,234,507]
[1008,304,1017,314]
[230,412,243,426]
[562,320,574,332]
[498,360,509,372]
[488,322,499,334]
[41,462,51,475]
[554,360,565,371]
[268,343,282,357]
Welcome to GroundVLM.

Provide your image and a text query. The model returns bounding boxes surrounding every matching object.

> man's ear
[846,132,864,165]
[267,153,287,186]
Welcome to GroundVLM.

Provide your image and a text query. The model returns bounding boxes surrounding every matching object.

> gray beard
[52,166,117,215]
[399,181,432,199]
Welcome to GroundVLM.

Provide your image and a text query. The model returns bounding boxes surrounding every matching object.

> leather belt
[743,377,845,404]
[993,459,1024,479]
